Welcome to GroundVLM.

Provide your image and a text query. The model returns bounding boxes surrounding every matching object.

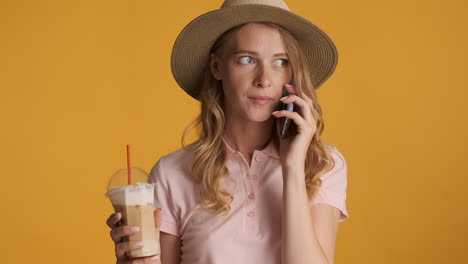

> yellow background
[1,0,467,263]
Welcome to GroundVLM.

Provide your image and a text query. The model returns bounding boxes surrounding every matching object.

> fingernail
[280,96,287,101]
[131,226,140,232]
[272,111,279,115]
[150,255,160,260]
[115,212,121,218]
[135,241,144,247]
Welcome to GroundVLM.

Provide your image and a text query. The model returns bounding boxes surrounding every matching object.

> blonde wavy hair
[181,22,336,218]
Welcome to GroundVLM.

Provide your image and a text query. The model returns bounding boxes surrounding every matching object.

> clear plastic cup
[106,168,160,258]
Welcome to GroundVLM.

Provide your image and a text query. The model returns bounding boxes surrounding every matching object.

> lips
[248,96,273,105]
[249,96,272,100]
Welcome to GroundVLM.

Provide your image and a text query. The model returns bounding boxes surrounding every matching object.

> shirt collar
[221,135,280,160]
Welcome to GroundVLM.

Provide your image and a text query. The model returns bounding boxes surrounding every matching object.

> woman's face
[210,23,292,123]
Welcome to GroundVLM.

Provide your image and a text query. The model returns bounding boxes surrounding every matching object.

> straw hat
[170,0,338,100]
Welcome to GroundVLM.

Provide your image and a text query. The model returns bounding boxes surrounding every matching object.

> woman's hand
[273,83,317,172]
[106,211,161,264]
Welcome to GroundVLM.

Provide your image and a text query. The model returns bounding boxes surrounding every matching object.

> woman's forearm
[281,167,329,264]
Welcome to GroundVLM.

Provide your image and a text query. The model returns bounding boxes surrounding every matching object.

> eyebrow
[232,50,288,57]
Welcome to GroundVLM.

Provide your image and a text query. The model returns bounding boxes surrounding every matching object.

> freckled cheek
[222,73,250,93]
[221,82,244,102]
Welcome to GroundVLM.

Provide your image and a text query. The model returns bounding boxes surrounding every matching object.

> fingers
[273,110,307,129]
[126,255,160,264]
[279,94,314,124]
[285,83,297,95]
[117,254,160,264]
[154,208,162,229]
[110,225,140,243]
[107,212,121,229]
[115,241,145,259]
[285,83,314,105]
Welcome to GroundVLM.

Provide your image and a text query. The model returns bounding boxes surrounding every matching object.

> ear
[210,52,222,80]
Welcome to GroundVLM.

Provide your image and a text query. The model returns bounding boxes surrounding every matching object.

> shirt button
[248,193,255,200]
[247,211,255,217]
[255,156,263,162]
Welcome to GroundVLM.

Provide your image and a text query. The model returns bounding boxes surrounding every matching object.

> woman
[106,0,349,263]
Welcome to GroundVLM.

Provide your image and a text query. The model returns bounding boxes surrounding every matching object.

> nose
[253,65,272,88]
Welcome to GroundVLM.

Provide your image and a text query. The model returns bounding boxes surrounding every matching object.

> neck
[223,112,275,164]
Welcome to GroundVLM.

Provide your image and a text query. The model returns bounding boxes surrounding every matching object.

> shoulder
[160,145,195,171]
[312,144,349,221]
[324,144,347,170]
[320,144,348,185]
[149,144,196,184]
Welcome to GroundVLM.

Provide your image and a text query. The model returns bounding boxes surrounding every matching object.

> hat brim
[171,4,338,100]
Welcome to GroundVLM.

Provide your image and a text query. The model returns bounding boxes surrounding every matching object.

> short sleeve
[313,147,349,222]
[148,157,181,236]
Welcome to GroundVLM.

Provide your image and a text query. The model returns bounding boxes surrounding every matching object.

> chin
[245,111,274,123]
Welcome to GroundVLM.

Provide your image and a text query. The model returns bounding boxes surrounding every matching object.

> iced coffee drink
[106,183,160,258]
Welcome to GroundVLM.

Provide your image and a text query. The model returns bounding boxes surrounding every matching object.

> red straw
[126,144,132,185]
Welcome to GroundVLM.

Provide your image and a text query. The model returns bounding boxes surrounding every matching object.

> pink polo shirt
[148,137,349,264]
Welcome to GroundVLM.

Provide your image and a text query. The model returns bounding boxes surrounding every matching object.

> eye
[274,59,288,67]
[239,56,254,64]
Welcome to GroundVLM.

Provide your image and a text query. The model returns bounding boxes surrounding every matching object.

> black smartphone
[279,76,296,139]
